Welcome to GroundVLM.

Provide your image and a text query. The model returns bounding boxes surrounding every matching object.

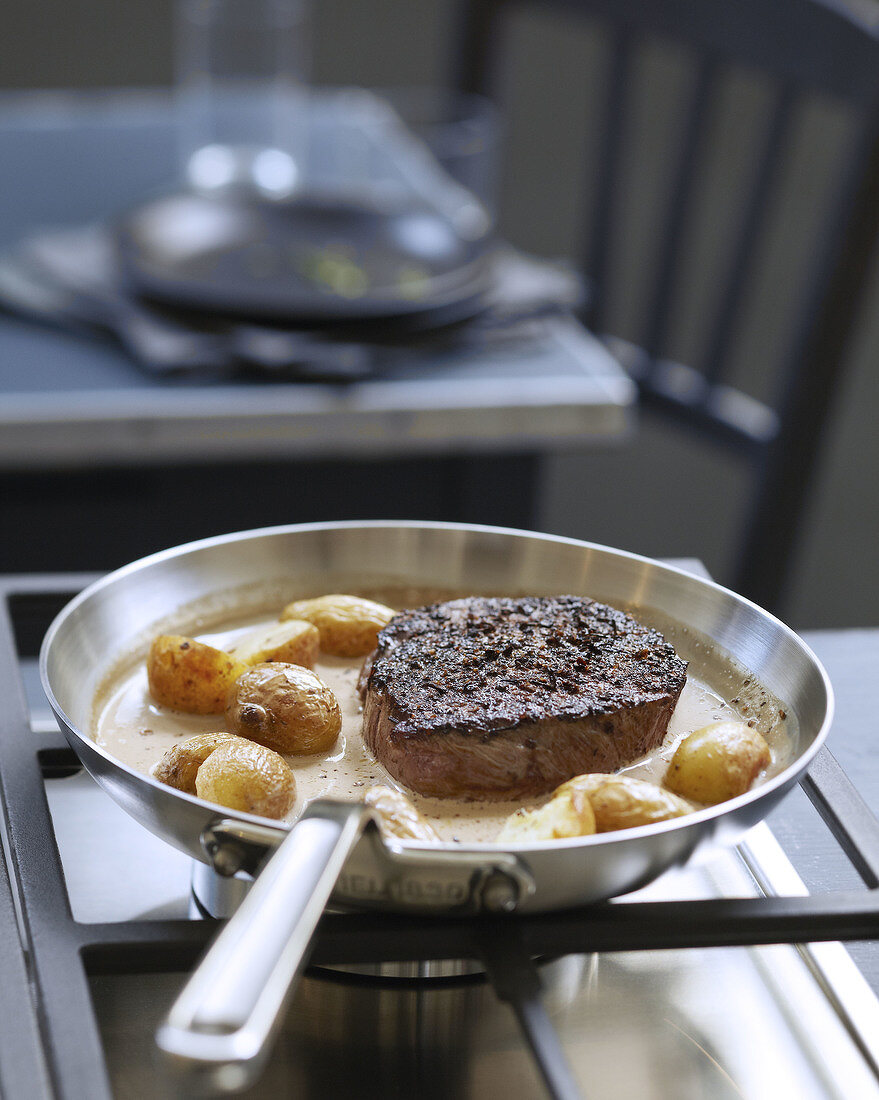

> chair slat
[453,0,499,97]
[701,82,797,388]
[583,26,633,335]
[642,52,719,362]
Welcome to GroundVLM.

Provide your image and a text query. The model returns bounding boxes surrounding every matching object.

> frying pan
[39,521,833,1088]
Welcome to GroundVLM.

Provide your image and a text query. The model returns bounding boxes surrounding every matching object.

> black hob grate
[3,575,879,1100]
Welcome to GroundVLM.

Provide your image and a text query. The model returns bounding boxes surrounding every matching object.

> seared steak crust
[360,596,688,800]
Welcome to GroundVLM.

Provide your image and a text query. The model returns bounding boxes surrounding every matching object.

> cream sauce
[93,599,795,844]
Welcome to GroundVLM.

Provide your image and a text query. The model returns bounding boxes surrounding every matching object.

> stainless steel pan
[40,521,833,1088]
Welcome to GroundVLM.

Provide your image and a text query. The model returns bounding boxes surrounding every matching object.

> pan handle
[156,800,368,1093]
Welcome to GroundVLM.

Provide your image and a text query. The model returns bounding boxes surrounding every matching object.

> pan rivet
[209,843,245,877]
[482,871,519,913]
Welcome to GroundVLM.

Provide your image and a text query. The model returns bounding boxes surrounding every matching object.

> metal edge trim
[739,822,879,1084]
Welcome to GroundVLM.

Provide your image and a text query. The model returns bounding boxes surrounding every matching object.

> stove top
[3,575,879,1099]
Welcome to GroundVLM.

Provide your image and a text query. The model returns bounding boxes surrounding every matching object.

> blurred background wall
[2,0,877,629]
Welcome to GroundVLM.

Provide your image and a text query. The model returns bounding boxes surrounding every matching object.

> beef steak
[359,595,688,801]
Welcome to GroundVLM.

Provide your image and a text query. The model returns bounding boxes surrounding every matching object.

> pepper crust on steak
[359,595,688,801]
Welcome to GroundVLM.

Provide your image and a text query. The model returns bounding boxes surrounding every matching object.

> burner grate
[2,575,879,1100]
[0,576,213,1100]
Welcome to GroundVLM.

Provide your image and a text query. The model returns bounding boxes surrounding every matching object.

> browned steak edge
[362,685,683,801]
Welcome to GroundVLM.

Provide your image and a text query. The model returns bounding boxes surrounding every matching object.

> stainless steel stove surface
[4,576,879,1100]
[52,770,879,1099]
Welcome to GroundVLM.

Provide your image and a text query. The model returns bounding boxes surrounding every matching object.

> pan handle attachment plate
[200,804,538,916]
[351,839,538,914]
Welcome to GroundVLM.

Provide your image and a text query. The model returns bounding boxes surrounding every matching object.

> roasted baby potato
[498,783,597,842]
[194,739,296,820]
[664,720,771,804]
[280,594,394,657]
[225,662,342,755]
[556,773,693,832]
[364,786,440,842]
[147,635,247,714]
[153,732,239,794]
[228,619,320,668]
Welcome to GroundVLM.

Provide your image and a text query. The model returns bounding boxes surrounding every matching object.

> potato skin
[556,773,693,832]
[195,739,296,820]
[225,662,342,755]
[280,594,394,658]
[153,732,238,794]
[364,786,440,842]
[498,783,597,842]
[229,619,320,668]
[665,721,771,804]
[147,635,248,714]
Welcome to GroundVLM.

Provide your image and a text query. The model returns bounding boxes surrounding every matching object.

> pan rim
[39,519,835,854]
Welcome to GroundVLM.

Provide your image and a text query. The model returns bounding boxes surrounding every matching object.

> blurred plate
[114,190,492,327]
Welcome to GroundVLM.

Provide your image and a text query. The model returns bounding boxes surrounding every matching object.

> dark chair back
[452,0,879,612]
